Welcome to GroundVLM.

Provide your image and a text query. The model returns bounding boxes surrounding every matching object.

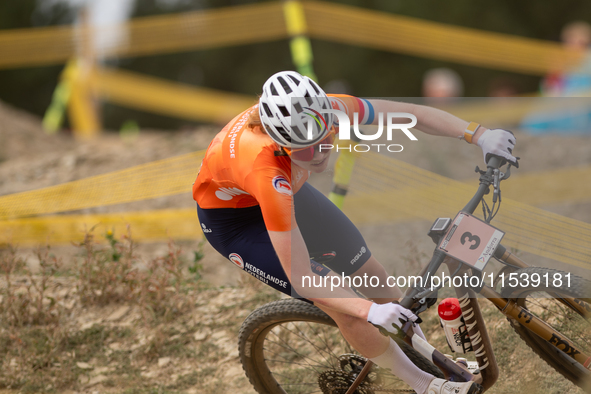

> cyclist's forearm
[368,99,486,144]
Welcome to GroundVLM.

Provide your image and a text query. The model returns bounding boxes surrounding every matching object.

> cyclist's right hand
[367,302,418,337]
[476,128,519,168]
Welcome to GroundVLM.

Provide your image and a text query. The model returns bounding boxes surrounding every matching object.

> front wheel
[501,267,591,388]
[238,298,443,394]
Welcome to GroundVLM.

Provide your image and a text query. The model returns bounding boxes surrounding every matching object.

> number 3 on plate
[460,232,481,250]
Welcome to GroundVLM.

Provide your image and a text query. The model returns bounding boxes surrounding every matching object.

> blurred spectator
[541,21,591,97]
[561,21,591,50]
[523,22,591,134]
[422,68,464,97]
[488,76,521,97]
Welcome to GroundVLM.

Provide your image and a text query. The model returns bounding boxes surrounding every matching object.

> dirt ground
[1,99,590,393]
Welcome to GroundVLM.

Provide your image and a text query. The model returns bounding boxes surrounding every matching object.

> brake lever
[493,169,500,203]
[492,162,513,203]
[501,163,512,180]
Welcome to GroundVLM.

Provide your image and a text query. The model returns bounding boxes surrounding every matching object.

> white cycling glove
[476,128,519,168]
[367,302,418,336]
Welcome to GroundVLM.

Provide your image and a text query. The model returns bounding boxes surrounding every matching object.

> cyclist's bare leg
[315,302,389,358]
[350,256,402,303]
[315,303,434,393]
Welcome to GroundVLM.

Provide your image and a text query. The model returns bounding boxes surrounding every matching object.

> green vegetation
[0,229,215,393]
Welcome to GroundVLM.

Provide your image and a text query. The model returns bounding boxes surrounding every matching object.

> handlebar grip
[486,155,503,170]
[399,297,414,310]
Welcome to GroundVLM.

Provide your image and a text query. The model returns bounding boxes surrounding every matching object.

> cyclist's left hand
[477,128,519,168]
[367,302,417,337]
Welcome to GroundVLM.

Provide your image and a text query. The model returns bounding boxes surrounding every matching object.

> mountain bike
[238,157,591,393]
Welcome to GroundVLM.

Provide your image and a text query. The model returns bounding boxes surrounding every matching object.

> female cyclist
[192,71,517,394]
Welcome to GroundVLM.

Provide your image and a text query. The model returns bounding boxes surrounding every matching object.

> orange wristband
[463,122,480,144]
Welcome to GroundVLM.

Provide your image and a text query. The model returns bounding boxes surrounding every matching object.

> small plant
[137,239,187,322]
[0,244,25,324]
[0,245,63,327]
[73,227,199,324]
[74,227,138,306]
[188,240,205,282]
[0,244,75,391]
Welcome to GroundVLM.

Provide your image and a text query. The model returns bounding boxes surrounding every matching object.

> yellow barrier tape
[0,142,589,268]
[0,2,287,69]
[344,153,591,270]
[0,208,202,246]
[498,166,591,206]
[91,68,256,123]
[86,69,589,137]
[0,151,204,220]
[303,1,582,76]
[0,2,583,75]
[83,65,588,128]
[4,159,590,248]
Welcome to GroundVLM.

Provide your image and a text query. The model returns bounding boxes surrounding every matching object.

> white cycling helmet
[259,71,334,149]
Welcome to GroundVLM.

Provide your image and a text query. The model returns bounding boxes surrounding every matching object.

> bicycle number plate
[438,213,504,271]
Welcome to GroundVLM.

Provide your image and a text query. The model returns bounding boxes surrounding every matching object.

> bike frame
[345,157,591,394]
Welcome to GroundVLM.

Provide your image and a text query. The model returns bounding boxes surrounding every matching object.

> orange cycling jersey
[192,94,374,232]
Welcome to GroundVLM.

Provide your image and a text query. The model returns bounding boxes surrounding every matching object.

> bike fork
[455,287,499,392]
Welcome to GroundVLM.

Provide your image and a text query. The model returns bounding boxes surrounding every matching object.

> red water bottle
[438,298,472,353]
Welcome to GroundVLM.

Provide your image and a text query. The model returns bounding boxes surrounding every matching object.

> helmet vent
[262,102,273,117]
[310,81,321,94]
[304,92,313,105]
[293,102,303,113]
[277,77,292,94]
[270,84,279,96]
[275,125,289,138]
[277,105,290,117]
[287,74,301,85]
